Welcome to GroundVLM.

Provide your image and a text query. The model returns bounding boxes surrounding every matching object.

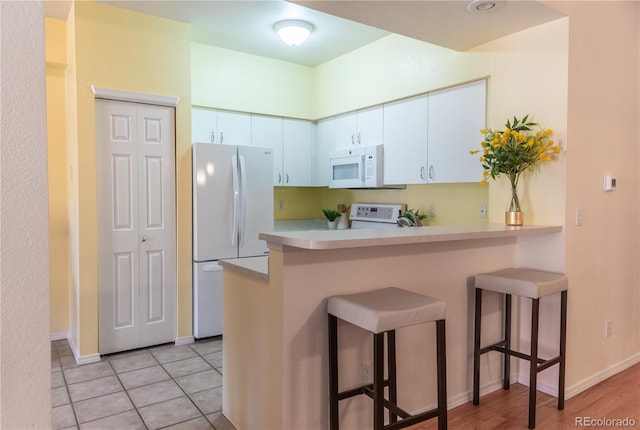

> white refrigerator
[192,143,274,338]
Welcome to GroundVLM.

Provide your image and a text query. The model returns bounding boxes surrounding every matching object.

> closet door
[97,99,176,354]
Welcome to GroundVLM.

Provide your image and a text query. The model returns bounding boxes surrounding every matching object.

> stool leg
[503,294,512,390]
[473,288,483,405]
[558,290,568,411]
[373,332,385,430]
[528,298,540,429]
[328,314,339,430]
[436,319,448,430]
[387,330,398,424]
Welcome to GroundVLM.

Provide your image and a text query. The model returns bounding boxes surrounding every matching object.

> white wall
[0,1,51,427]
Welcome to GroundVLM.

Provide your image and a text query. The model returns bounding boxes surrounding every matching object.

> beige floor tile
[118,365,170,390]
[163,356,212,379]
[127,379,184,408]
[79,409,145,430]
[63,361,114,385]
[52,404,77,429]
[190,339,222,356]
[150,345,198,364]
[52,386,71,407]
[110,351,158,373]
[189,387,222,415]
[138,396,201,430]
[163,416,214,429]
[67,375,123,402]
[52,371,65,388]
[206,412,236,430]
[175,370,222,395]
[73,391,134,424]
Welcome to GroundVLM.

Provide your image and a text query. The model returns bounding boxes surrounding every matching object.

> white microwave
[329,144,383,188]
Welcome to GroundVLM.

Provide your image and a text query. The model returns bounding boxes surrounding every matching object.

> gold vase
[505,186,523,226]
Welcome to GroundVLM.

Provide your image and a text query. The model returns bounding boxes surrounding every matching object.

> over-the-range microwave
[329,144,383,188]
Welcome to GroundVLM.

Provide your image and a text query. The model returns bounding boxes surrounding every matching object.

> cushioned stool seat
[328,287,448,430]
[473,268,568,429]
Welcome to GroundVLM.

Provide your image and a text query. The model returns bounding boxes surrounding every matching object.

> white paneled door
[97,99,176,354]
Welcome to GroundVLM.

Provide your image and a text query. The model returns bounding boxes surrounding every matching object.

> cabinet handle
[286,173,290,184]
[351,134,355,146]
[420,166,425,180]
[278,173,282,185]
[220,132,224,144]
[140,236,148,243]
[357,133,361,145]
[210,131,215,143]
[429,165,434,180]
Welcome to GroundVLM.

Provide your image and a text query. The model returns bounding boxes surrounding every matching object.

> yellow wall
[67,1,192,355]
[191,42,314,119]
[275,184,488,226]
[45,17,70,335]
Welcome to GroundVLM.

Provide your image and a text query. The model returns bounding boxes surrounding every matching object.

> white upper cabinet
[427,80,486,183]
[314,117,334,186]
[383,94,429,185]
[334,105,383,150]
[251,114,283,185]
[192,107,251,146]
[283,118,313,186]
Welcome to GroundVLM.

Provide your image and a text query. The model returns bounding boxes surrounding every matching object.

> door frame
[93,86,180,354]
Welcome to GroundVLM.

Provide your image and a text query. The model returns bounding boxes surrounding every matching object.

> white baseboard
[175,336,195,346]
[565,353,640,399]
[516,352,640,400]
[50,332,68,341]
[66,334,101,365]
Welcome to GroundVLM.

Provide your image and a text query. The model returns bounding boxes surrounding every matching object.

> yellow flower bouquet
[470,115,559,224]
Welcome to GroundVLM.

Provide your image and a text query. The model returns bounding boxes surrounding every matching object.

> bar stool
[473,268,568,429]
[327,287,447,430]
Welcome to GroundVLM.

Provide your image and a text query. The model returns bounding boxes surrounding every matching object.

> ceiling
[44,1,566,67]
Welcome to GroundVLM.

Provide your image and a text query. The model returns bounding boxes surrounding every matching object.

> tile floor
[51,337,236,430]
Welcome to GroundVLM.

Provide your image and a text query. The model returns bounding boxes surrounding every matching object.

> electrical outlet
[605,320,612,337]
[429,204,437,218]
[479,204,487,219]
[361,361,373,384]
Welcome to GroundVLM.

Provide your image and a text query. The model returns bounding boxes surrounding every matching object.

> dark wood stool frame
[473,289,568,429]
[329,314,448,430]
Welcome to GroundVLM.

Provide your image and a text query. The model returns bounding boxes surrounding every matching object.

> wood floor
[407,363,640,429]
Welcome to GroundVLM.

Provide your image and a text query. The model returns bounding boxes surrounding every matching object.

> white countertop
[219,256,269,281]
[259,223,562,250]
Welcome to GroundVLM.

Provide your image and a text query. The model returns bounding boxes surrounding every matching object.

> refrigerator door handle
[231,154,239,247]
[238,154,248,247]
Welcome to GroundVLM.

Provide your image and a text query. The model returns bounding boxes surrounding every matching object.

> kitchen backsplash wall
[274,183,488,225]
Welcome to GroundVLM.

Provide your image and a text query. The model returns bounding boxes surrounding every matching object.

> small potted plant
[397,208,427,227]
[322,208,341,230]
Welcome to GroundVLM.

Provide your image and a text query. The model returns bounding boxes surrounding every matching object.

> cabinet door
[333,112,357,150]
[356,105,384,147]
[314,117,334,186]
[216,110,252,146]
[283,118,312,186]
[251,114,283,185]
[427,80,486,183]
[192,107,217,143]
[383,95,428,185]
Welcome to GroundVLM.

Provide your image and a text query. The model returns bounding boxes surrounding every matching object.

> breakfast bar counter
[222,223,564,430]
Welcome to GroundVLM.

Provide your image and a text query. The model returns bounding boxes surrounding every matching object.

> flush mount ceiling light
[274,19,314,46]
[466,0,506,13]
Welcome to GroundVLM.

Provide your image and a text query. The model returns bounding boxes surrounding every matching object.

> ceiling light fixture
[274,19,314,46]
[466,0,506,13]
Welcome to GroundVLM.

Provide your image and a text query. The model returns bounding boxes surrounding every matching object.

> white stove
[349,203,406,229]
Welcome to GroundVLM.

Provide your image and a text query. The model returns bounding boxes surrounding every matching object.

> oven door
[329,154,364,188]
